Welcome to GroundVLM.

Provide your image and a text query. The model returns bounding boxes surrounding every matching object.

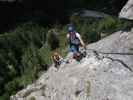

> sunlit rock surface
[119,0,133,20]
[11,28,133,100]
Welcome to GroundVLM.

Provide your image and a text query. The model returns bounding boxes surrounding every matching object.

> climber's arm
[76,33,85,47]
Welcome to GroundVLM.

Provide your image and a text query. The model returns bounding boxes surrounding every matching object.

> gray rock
[11,29,133,100]
[119,0,133,20]
[73,10,109,18]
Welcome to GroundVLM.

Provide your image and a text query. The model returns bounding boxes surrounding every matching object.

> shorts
[69,45,79,54]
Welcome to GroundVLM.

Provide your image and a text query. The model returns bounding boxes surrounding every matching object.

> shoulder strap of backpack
[69,32,77,39]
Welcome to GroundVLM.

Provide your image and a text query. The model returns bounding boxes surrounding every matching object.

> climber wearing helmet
[67,24,85,61]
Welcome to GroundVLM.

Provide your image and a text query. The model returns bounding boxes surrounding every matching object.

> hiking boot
[73,52,82,62]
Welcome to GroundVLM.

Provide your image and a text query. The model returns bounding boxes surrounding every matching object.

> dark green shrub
[47,29,60,50]
[0,22,49,99]
[98,16,116,32]
[4,79,20,95]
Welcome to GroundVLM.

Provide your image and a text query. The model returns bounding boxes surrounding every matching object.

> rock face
[73,10,109,18]
[119,0,133,20]
[11,29,133,100]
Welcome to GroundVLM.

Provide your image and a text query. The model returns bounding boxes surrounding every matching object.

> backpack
[69,32,80,45]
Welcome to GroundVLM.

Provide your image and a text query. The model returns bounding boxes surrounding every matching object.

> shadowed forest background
[0,0,132,100]
[0,0,128,32]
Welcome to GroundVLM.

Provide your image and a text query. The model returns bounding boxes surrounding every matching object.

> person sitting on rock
[51,52,64,68]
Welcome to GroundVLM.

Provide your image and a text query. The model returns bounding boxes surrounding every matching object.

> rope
[84,48,133,72]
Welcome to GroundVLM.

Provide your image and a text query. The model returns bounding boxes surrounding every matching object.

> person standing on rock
[67,24,86,61]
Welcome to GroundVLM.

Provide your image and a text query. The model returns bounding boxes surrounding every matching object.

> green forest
[0,0,132,99]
